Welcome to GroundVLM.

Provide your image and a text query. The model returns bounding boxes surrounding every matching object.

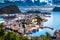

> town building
[54,30,60,40]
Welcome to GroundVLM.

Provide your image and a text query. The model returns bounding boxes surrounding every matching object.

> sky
[0,0,47,3]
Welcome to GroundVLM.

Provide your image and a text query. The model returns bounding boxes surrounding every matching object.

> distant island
[52,7,60,11]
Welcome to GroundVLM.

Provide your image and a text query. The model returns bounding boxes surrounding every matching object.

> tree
[35,15,43,26]
[46,32,51,37]
[46,32,53,40]
[39,32,53,40]
[0,23,5,29]
[21,19,27,34]
[31,37,38,40]
[0,23,5,40]
[19,36,29,40]
[4,32,19,40]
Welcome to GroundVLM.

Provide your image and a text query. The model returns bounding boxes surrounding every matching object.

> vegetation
[4,32,19,40]
[39,32,53,40]
[35,15,43,26]
[0,23,5,40]
[0,23,54,40]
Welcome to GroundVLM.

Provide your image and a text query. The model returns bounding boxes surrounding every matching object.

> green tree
[46,32,53,40]
[0,23,5,29]
[21,19,27,34]
[19,36,29,40]
[21,19,26,28]
[46,32,51,37]
[0,23,5,40]
[39,32,53,40]
[4,32,19,40]
[35,15,43,26]
[31,37,38,40]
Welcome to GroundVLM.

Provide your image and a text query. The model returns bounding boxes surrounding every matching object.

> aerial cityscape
[0,0,60,40]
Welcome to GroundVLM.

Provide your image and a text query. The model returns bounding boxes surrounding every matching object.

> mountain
[0,5,21,14]
[52,7,60,11]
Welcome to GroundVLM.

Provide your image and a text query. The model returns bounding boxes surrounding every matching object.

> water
[0,18,4,23]
[29,12,60,37]
[0,12,60,37]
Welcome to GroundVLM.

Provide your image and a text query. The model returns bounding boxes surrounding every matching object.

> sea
[0,11,60,37]
[0,18,4,23]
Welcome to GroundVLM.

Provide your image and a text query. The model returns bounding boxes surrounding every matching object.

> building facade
[54,30,60,40]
